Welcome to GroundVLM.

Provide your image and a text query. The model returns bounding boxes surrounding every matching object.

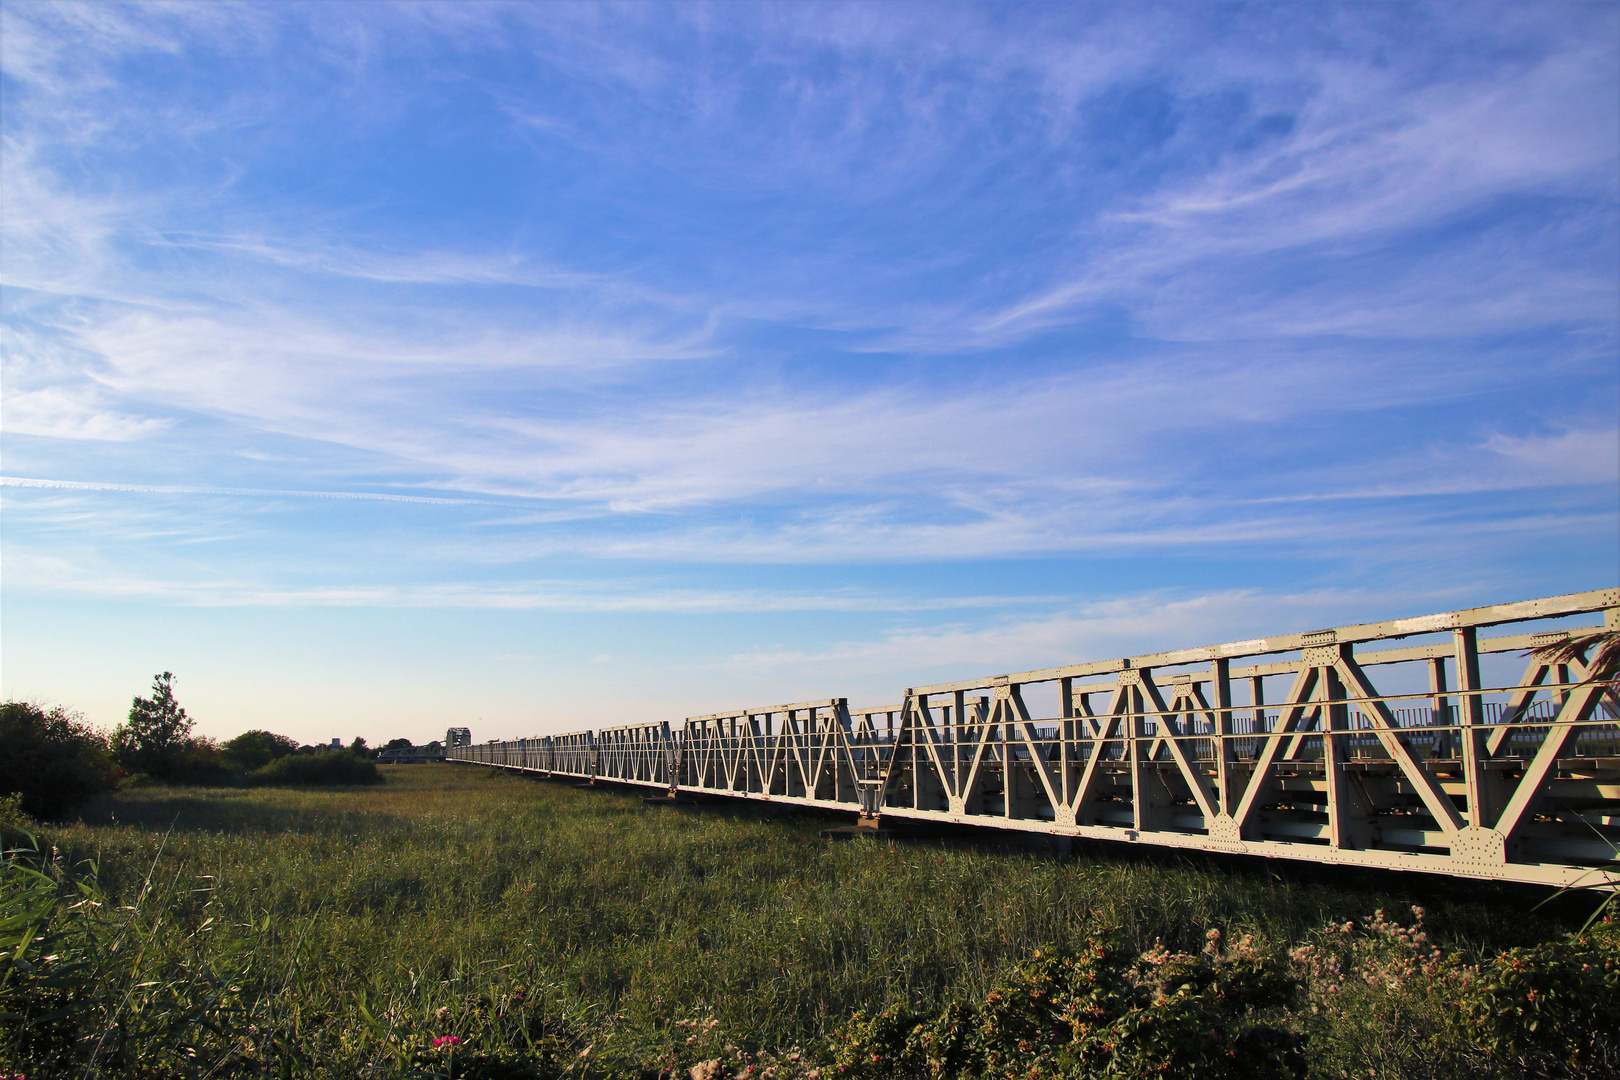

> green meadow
[3,764,1614,1079]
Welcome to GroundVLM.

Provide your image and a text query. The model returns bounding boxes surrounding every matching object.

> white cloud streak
[0,476,483,505]
[718,586,1474,695]
[1,1,1614,585]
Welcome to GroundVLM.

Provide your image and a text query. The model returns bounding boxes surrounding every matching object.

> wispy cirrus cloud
[718,587,1450,695]
[0,387,172,441]
[1,1,1614,646]
[0,475,483,504]
[0,538,1061,614]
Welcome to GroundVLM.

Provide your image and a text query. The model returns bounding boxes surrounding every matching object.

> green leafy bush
[220,729,300,772]
[828,933,1304,1080]
[1289,905,1620,1080]
[1453,917,1619,1079]
[250,749,382,786]
[0,701,119,820]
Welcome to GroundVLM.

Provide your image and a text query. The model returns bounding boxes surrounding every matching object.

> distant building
[329,738,342,749]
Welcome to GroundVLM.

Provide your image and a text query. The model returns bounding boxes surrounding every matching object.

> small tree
[348,736,372,758]
[114,672,193,777]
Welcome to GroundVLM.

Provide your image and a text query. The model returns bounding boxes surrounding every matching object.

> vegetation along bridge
[449,589,1620,889]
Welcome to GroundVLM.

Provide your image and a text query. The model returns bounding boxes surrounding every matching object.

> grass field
[4,764,1615,1079]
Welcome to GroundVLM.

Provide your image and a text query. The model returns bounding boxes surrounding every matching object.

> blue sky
[2,1,1616,746]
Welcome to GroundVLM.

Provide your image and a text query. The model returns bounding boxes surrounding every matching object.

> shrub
[1289,905,1620,1079]
[1453,916,1620,1079]
[220,729,300,772]
[1288,906,1460,1071]
[118,736,238,787]
[175,736,240,784]
[828,933,1304,1080]
[250,749,382,787]
[0,701,119,820]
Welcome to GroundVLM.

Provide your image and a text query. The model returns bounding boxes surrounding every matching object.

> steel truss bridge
[449,590,1620,889]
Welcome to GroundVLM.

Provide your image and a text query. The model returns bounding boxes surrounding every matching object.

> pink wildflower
[433,1035,461,1049]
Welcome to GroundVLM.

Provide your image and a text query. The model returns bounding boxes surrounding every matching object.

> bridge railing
[446,589,1620,889]
[549,730,595,778]
[679,699,887,805]
[597,721,676,788]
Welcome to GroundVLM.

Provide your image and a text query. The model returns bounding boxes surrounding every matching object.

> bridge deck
[451,589,1620,889]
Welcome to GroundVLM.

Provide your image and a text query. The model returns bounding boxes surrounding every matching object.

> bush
[828,934,1304,1080]
[220,729,300,772]
[1289,905,1620,1079]
[0,701,119,820]
[176,736,239,783]
[1453,916,1620,1078]
[250,749,382,787]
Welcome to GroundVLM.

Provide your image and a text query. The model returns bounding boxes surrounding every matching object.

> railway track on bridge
[449,589,1620,889]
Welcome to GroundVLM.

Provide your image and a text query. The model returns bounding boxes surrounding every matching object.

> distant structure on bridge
[451,589,1620,890]
[378,740,444,764]
[377,727,474,764]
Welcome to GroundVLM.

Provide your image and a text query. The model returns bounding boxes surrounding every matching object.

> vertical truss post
[1321,660,1351,849]
[1060,676,1075,808]
[668,724,682,796]
[953,696,968,805]
[1609,607,1620,715]
[1454,627,1495,829]
[1428,656,1451,731]
[1123,669,1151,835]
[909,695,923,810]
[998,682,1013,821]
[1212,658,1234,816]
[1121,673,1136,831]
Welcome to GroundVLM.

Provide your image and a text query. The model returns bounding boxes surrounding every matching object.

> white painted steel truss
[450,590,1620,888]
